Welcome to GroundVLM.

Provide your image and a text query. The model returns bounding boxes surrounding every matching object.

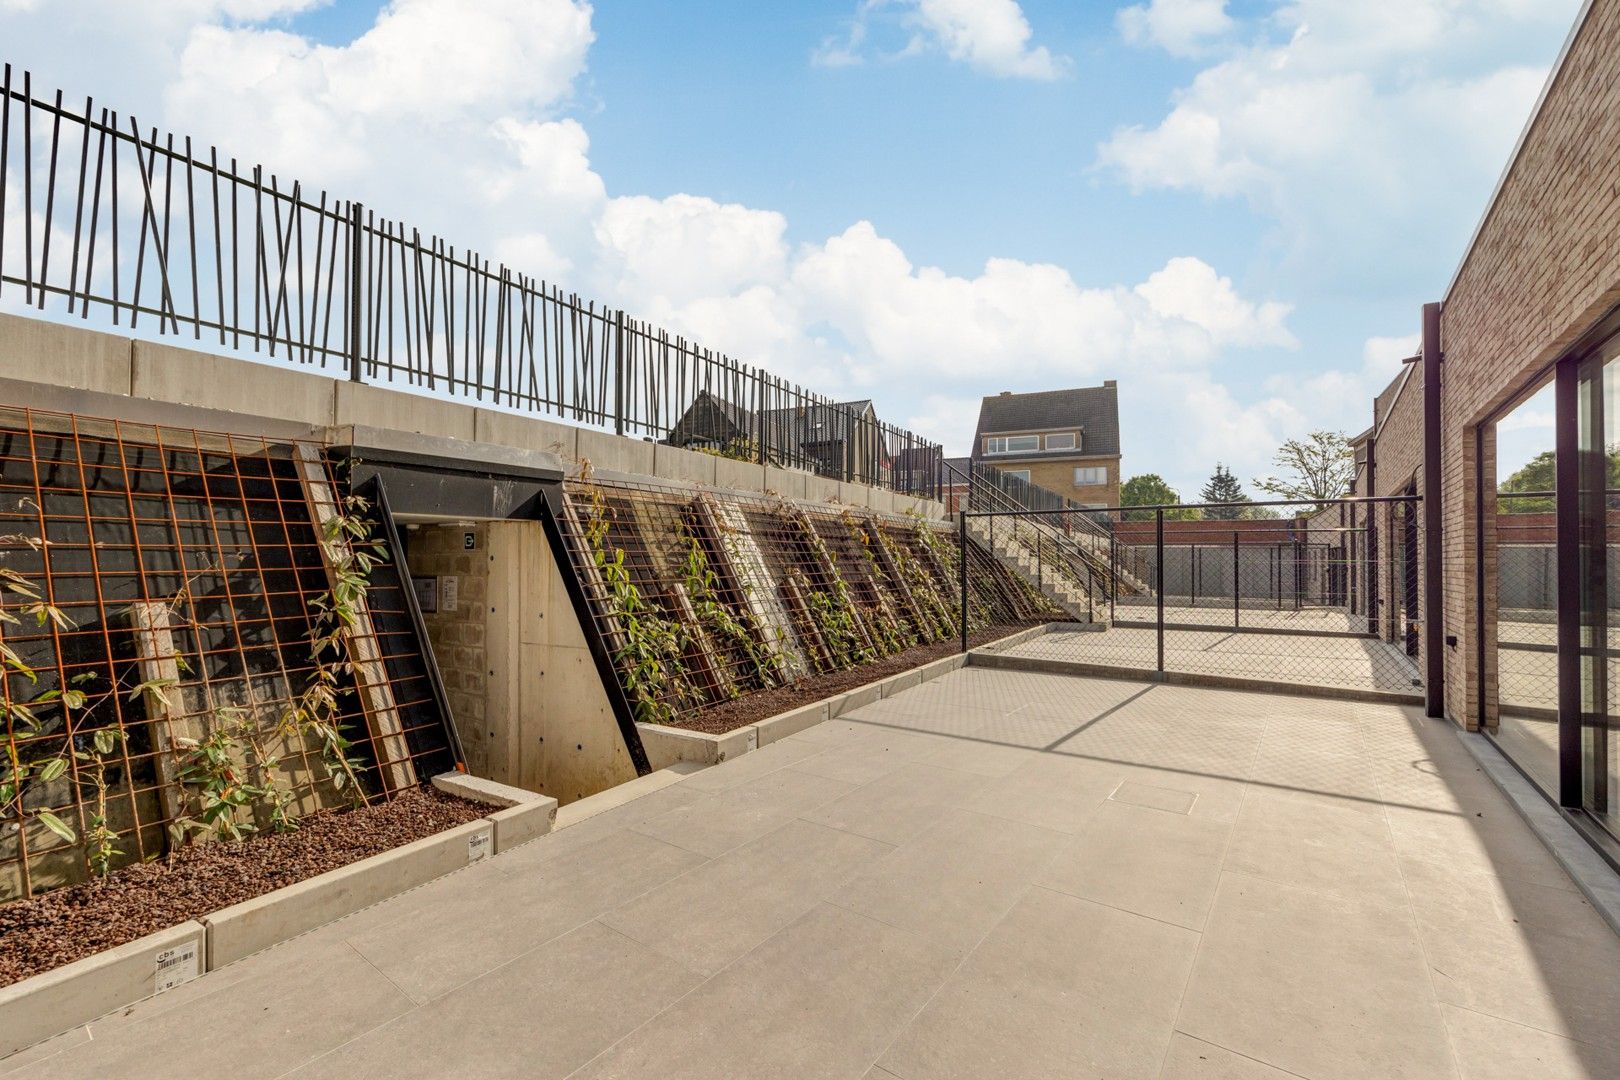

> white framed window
[1004,469,1031,483]
[985,435,1040,454]
[1073,466,1107,486]
[1044,432,1076,450]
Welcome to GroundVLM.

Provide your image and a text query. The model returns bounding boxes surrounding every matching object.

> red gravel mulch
[665,623,1035,735]
[0,785,488,987]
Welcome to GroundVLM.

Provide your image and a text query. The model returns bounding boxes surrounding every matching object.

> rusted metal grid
[0,405,455,901]
[554,477,1057,726]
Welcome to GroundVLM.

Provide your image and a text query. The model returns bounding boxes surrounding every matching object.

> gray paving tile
[629,767,858,858]
[344,829,707,1003]
[602,819,892,976]
[11,943,413,1080]
[1222,788,1408,905]
[832,808,1067,955]
[802,762,987,846]
[879,886,1199,1080]
[1155,1034,1298,1079]
[675,736,829,794]
[572,904,957,1079]
[960,752,1121,834]
[1441,1002,1620,1080]
[283,922,701,1080]
[1038,798,1230,930]
[1176,871,1455,1080]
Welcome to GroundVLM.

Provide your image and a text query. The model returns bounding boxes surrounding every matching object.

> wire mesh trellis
[0,65,942,499]
[0,404,459,900]
[965,496,1426,699]
[551,477,1058,728]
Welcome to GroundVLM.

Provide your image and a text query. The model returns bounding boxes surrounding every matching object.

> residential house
[666,390,891,483]
[969,383,1121,507]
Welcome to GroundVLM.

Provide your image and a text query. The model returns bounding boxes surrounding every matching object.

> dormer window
[1045,432,1076,451]
[985,435,1040,454]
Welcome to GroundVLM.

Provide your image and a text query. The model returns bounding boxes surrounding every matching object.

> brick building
[1374,0,1620,852]
[969,383,1121,507]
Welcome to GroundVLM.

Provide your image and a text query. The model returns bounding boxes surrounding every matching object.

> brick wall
[996,456,1121,507]
[406,522,492,774]
[1439,0,1620,727]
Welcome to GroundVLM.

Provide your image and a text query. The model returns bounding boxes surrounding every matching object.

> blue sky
[0,0,1585,495]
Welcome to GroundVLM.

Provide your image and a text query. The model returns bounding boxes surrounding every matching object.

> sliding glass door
[1576,340,1620,839]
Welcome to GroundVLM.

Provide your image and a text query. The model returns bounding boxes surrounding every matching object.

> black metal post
[347,200,363,382]
[613,309,626,436]
[1109,529,1117,623]
[958,511,970,654]
[1156,508,1165,673]
[1233,531,1240,630]
[1421,301,1446,717]
[1555,355,1582,808]
[1036,532,1042,591]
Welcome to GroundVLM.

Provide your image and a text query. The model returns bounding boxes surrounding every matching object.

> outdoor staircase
[966,516,1106,625]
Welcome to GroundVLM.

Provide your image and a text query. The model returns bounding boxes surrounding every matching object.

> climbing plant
[581,484,693,725]
[678,522,782,691]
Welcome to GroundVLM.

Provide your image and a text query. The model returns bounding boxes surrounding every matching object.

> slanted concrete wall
[486,520,637,804]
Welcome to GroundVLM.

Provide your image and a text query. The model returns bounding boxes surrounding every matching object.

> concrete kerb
[0,921,206,1059]
[204,819,494,969]
[965,648,1427,707]
[1,775,566,1059]
[430,772,560,853]
[640,624,1055,759]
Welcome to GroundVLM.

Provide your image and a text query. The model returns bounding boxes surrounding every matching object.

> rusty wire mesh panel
[978,498,1425,699]
[0,406,457,900]
[553,478,1056,727]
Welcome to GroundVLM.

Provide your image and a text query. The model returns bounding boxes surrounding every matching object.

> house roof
[971,384,1120,459]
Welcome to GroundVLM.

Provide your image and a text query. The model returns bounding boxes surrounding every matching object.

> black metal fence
[958,495,1426,699]
[0,66,942,498]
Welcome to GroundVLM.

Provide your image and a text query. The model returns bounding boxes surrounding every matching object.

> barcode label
[468,831,491,863]
[154,940,200,994]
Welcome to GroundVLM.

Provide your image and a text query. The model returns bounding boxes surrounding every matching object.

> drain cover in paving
[1109,781,1197,814]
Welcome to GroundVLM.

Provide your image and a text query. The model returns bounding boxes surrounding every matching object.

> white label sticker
[468,830,491,863]
[154,940,200,994]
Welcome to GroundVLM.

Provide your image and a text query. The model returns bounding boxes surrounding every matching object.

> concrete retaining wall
[0,313,945,519]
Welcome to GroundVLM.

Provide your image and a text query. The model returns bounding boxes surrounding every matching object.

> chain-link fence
[960,496,1425,700]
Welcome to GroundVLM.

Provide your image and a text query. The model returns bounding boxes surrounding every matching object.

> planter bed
[661,622,1044,736]
[0,785,485,988]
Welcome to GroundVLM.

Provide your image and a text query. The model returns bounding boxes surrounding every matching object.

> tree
[1118,474,1199,521]
[1200,464,1249,520]
[1497,450,1554,513]
[1253,430,1355,509]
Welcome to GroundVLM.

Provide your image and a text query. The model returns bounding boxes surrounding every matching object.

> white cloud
[1117,0,1232,58]
[1098,0,1575,287]
[3,0,1313,491]
[815,0,1069,80]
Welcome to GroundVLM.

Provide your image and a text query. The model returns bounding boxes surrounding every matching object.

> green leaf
[37,757,68,783]
[36,810,77,842]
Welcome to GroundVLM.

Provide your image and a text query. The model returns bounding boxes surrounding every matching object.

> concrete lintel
[203,819,493,968]
[0,920,206,1059]
[331,424,565,480]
